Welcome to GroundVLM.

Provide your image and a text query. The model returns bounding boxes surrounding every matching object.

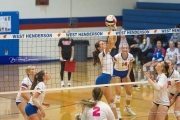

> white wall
[139,0,180,3]
[0,0,138,18]
[1,0,138,59]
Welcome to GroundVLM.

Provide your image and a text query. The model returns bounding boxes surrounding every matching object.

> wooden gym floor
[0,60,177,120]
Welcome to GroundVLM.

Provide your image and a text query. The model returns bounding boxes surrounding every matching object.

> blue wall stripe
[19,16,122,24]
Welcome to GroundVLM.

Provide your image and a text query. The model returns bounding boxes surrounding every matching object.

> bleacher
[122,2,180,40]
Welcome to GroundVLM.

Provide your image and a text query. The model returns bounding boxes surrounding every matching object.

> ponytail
[165,59,175,77]
[78,87,103,110]
[78,99,98,111]
[92,50,100,66]
[93,41,101,66]
[163,61,169,77]
[30,70,45,91]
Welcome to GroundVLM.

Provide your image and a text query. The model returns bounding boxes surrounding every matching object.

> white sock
[126,104,130,107]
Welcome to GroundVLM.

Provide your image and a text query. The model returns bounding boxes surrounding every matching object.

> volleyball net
[0,28,179,93]
[0,28,179,119]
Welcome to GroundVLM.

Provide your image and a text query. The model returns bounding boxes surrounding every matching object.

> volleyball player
[92,25,119,120]
[25,70,51,120]
[175,41,180,72]
[113,43,136,118]
[144,61,170,120]
[58,29,75,87]
[75,87,115,120]
[16,66,37,120]
[166,59,180,120]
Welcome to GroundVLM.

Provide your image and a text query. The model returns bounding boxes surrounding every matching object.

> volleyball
[105,15,117,26]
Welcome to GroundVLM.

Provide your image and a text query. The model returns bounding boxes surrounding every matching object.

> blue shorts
[96,73,112,85]
[170,93,180,96]
[113,69,128,78]
[25,103,38,116]
[16,102,21,106]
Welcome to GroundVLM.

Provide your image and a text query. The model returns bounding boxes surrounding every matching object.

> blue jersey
[153,48,166,61]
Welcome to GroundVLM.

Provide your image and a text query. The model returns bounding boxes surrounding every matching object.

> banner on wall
[0,11,19,60]
[0,16,11,32]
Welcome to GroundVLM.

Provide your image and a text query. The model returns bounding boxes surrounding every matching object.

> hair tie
[35,72,39,78]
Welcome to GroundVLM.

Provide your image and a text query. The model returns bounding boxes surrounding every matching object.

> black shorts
[153,102,169,108]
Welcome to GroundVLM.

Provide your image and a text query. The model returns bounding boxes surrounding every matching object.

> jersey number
[122,62,127,66]
[93,106,100,116]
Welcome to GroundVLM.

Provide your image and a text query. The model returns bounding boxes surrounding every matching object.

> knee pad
[143,66,147,72]
[174,111,180,117]
[114,95,120,103]
[150,66,154,72]
[126,94,132,101]
[109,102,116,108]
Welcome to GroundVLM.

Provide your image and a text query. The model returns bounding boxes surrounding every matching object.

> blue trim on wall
[19,16,122,24]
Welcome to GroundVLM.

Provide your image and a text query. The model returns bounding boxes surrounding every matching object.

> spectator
[143,40,166,77]
[131,35,141,45]
[138,34,152,63]
[58,29,75,87]
[129,35,140,58]
[170,24,180,46]
[164,40,177,64]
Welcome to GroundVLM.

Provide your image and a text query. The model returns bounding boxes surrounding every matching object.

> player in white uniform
[175,41,180,72]
[16,66,37,120]
[75,87,115,120]
[92,25,119,120]
[164,40,177,63]
[144,61,170,120]
[113,43,136,117]
[166,59,180,119]
[25,70,51,120]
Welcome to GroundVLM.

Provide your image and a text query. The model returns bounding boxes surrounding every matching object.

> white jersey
[114,53,134,71]
[168,69,180,94]
[176,48,180,64]
[166,48,177,61]
[99,50,113,75]
[81,101,115,120]
[29,82,46,106]
[16,77,33,102]
[154,73,170,106]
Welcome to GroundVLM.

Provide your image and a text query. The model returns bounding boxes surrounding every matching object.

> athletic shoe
[133,85,140,90]
[75,114,81,120]
[68,81,71,87]
[116,109,122,119]
[124,105,136,116]
[61,81,65,87]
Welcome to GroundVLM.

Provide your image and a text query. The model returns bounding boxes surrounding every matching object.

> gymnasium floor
[0,60,177,120]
